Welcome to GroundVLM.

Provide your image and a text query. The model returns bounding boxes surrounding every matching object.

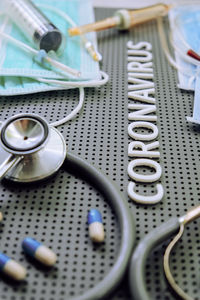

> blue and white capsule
[0,253,26,281]
[88,209,105,243]
[22,238,57,267]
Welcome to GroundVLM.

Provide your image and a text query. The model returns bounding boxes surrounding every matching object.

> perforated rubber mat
[0,7,200,300]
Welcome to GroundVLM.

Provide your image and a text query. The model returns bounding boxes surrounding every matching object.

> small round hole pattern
[0,8,199,300]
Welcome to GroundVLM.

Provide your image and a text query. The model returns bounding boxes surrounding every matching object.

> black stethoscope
[0,113,135,300]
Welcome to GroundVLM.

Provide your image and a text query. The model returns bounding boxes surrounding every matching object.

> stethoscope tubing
[63,152,135,300]
[129,217,180,300]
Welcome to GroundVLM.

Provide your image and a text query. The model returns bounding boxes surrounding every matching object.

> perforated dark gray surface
[0,7,200,300]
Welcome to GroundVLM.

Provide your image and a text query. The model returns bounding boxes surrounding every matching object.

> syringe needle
[68,4,171,36]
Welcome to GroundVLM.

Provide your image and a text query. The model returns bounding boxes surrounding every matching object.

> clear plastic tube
[68,3,171,36]
[5,0,63,52]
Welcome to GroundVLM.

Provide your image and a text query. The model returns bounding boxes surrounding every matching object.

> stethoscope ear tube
[63,152,135,300]
[129,218,180,300]
[0,154,23,179]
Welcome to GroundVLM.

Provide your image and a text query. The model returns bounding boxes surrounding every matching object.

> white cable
[48,71,108,127]
[38,70,108,127]
[37,71,109,88]
[157,17,196,77]
[51,87,85,127]
[157,17,182,69]
[48,70,108,127]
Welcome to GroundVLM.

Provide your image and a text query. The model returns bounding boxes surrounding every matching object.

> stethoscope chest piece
[0,114,67,183]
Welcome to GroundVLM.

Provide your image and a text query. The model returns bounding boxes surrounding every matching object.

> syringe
[68,3,171,36]
[5,0,63,52]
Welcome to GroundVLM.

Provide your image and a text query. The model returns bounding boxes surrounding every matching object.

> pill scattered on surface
[0,253,26,281]
[0,212,3,222]
[22,237,57,267]
[88,209,105,243]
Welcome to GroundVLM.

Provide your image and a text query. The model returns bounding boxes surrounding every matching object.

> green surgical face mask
[0,0,100,95]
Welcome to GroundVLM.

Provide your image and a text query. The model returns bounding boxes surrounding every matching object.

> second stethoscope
[129,205,200,300]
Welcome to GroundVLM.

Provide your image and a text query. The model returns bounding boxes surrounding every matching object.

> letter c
[127,182,164,204]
